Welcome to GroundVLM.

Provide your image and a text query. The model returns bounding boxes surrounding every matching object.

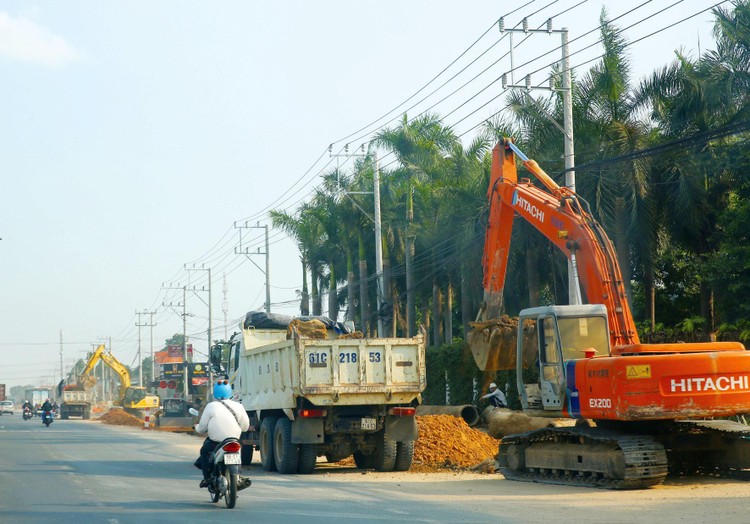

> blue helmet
[213,380,232,400]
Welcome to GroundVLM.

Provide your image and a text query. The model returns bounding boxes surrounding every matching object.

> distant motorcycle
[42,410,54,427]
[22,407,33,420]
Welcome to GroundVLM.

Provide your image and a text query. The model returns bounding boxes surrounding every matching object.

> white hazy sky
[0,1,721,390]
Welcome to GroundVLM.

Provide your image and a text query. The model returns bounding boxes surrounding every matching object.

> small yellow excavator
[79,344,160,415]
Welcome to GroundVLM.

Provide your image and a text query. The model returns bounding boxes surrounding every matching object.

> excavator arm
[471,140,638,370]
[78,344,133,402]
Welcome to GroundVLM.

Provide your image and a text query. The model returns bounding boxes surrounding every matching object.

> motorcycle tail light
[223,442,241,453]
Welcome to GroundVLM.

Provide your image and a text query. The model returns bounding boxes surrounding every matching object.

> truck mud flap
[385,416,418,442]
[292,418,324,444]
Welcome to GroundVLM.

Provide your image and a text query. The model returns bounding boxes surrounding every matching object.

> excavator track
[497,427,668,489]
[663,420,750,480]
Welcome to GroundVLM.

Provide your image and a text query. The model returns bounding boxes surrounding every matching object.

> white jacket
[195,399,250,442]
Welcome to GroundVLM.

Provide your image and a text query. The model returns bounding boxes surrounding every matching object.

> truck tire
[373,431,397,472]
[61,409,69,420]
[83,407,91,420]
[353,450,375,469]
[241,443,254,466]
[298,444,317,474]
[394,441,414,471]
[260,417,278,472]
[273,417,299,474]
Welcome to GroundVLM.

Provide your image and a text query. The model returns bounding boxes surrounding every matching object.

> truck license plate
[361,417,376,431]
[224,453,241,465]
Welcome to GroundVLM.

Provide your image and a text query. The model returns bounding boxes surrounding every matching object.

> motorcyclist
[194,380,250,490]
[22,400,32,412]
[41,399,53,422]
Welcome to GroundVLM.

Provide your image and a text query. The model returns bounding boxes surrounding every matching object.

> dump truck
[215,312,426,474]
[60,385,93,419]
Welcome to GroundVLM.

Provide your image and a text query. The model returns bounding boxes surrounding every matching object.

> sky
[0,0,724,391]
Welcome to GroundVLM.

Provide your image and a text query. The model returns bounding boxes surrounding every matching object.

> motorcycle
[22,407,33,420]
[42,410,54,427]
[189,408,250,509]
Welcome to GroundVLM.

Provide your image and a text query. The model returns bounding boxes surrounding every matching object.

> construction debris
[98,408,143,427]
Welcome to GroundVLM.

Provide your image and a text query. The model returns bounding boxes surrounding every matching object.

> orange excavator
[470,139,750,488]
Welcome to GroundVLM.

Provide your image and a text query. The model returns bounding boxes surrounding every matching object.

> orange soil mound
[414,415,499,471]
[334,414,500,473]
[98,408,143,426]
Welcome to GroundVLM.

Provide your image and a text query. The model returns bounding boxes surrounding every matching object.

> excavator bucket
[468,315,519,371]
[80,375,97,390]
[468,315,538,372]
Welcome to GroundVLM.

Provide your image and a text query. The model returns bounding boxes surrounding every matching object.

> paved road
[2,413,750,523]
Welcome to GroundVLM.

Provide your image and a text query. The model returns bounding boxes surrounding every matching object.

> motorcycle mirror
[188,408,199,417]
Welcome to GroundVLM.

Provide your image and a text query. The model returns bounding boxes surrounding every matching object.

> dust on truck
[219,312,426,474]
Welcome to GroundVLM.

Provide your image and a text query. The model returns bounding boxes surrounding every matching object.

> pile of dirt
[98,408,143,427]
[468,315,536,371]
[287,318,328,339]
[413,414,500,472]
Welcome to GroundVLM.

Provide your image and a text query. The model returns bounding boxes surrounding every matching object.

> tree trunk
[328,261,338,321]
[422,306,431,347]
[300,256,310,316]
[382,236,394,336]
[700,281,714,338]
[432,279,442,347]
[525,242,540,307]
[358,232,370,335]
[346,250,356,323]
[444,281,453,343]
[644,259,655,332]
[461,265,472,340]
[614,196,633,306]
[311,263,321,316]
[405,187,416,337]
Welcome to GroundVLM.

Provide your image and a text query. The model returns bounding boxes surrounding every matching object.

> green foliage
[423,340,483,405]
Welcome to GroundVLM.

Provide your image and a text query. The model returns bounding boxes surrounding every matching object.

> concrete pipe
[416,405,481,427]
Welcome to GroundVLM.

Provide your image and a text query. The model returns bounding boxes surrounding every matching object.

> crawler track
[663,420,750,480]
[498,427,668,489]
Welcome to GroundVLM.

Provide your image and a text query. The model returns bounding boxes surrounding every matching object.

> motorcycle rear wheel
[224,469,237,508]
[209,484,220,503]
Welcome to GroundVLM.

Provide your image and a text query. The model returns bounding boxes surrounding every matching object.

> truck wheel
[373,431,397,472]
[273,417,299,474]
[394,441,414,471]
[83,407,90,420]
[260,417,278,472]
[241,443,254,466]
[298,444,317,474]
[353,450,375,469]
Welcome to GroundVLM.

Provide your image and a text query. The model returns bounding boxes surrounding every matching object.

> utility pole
[59,330,64,386]
[163,283,189,398]
[186,263,212,354]
[135,311,143,387]
[136,312,156,387]
[329,143,385,335]
[500,16,578,305]
[222,273,229,340]
[234,222,271,312]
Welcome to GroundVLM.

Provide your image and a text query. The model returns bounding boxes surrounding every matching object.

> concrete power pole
[234,222,271,313]
[186,264,212,355]
[222,273,229,340]
[328,143,385,334]
[136,312,157,388]
[500,17,578,305]
[162,283,189,398]
[59,330,64,386]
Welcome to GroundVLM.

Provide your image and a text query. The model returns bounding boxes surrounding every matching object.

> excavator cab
[517,304,611,416]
